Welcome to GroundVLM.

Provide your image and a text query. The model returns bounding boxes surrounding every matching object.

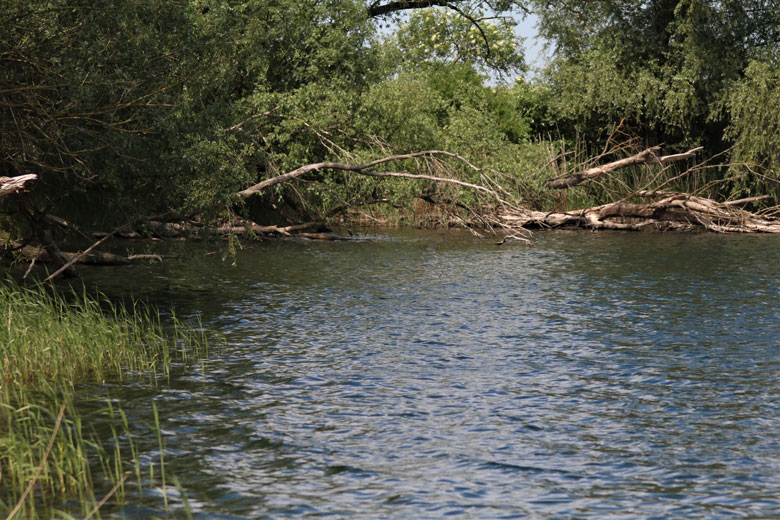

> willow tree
[532,0,780,146]
[1,1,524,256]
[0,2,214,226]
[0,0,377,232]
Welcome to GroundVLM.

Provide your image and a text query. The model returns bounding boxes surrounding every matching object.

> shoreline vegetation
[0,281,209,518]
[2,2,779,278]
[4,139,780,275]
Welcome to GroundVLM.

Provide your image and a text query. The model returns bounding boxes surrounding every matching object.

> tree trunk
[546,147,703,189]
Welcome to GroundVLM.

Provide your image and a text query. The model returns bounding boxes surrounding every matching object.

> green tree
[533,0,780,153]
[725,55,780,199]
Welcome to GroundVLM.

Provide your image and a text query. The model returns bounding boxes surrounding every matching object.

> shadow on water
[70,230,780,518]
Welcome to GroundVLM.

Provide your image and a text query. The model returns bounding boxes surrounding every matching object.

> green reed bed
[0,281,208,519]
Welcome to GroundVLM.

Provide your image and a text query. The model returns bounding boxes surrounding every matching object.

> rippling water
[79,230,780,518]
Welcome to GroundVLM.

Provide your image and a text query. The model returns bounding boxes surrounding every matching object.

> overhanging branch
[545,146,703,190]
[238,150,502,201]
[367,0,451,17]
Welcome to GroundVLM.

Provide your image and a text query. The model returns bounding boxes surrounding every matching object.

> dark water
[78,230,780,519]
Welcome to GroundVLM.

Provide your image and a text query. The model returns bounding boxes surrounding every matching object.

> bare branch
[43,223,126,282]
[546,146,703,190]
[0,173,37,197]
[238,150,501,201]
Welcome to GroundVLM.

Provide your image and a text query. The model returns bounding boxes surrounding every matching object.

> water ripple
[82,231,780,519]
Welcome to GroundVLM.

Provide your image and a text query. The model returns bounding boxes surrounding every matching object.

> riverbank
[0,281,209,518]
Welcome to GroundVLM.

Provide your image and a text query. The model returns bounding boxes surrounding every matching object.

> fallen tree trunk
[16,194,79,277]
[499,193,780,233]
[138,220,328,238]
[546,146,703,189]
[15,245,161,266]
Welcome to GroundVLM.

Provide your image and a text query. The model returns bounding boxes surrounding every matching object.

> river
[75,230,780,519]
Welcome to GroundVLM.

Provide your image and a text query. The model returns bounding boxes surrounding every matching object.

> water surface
[78,230,780,518]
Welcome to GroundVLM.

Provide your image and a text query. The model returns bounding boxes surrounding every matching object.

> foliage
[724,56,780,199]
[3,0,780,233]
[534,0,780,153]
[0,2,205,217]
[385,6,525,76]
[0,0,376,224]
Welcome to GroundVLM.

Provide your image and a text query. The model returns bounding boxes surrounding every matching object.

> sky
[515,12,549,73]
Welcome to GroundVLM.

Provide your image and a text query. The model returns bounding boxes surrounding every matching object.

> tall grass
[0,281,208,519]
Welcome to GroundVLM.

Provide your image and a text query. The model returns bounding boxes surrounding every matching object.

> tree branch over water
[238,150,505,202]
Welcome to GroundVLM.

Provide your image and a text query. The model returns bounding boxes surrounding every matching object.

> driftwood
[0,174,37,197]
[546,146,703,189]
[499,193,780,233]
[139,220,327,238]
[16,245,161,266]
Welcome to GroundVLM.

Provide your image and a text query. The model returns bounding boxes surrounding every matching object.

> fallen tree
[501,144,780,235]
[15,245,162,267]
[499,192,780,233]
[136,220,328,238]
[545,146,703,189]
[238,150,505,202]
[3,239,163,281]
[234,142,780,237]
[6,142,780,282]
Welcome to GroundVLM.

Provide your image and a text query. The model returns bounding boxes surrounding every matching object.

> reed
[0,280,209,518]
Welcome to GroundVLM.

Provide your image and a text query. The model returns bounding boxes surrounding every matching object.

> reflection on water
[77,230,780,518]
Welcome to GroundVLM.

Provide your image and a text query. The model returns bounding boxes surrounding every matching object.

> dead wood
[138,220,327,238]
[43,224,130,282]
[0,174,37,197]
[546,146,703,189]
[237,150,502,202]
[16,194,78,277]
[499,193,780,234]
[3,237,164,281]
[18,245,132,266]
[296,232,349,241]
[127,254,164,262]
[92,226,142,239]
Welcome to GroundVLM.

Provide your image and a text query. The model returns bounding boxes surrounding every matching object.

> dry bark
[0,174,37,197]
[238,150,501,201]
[499,193,780,233]
[546,146,703,189]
